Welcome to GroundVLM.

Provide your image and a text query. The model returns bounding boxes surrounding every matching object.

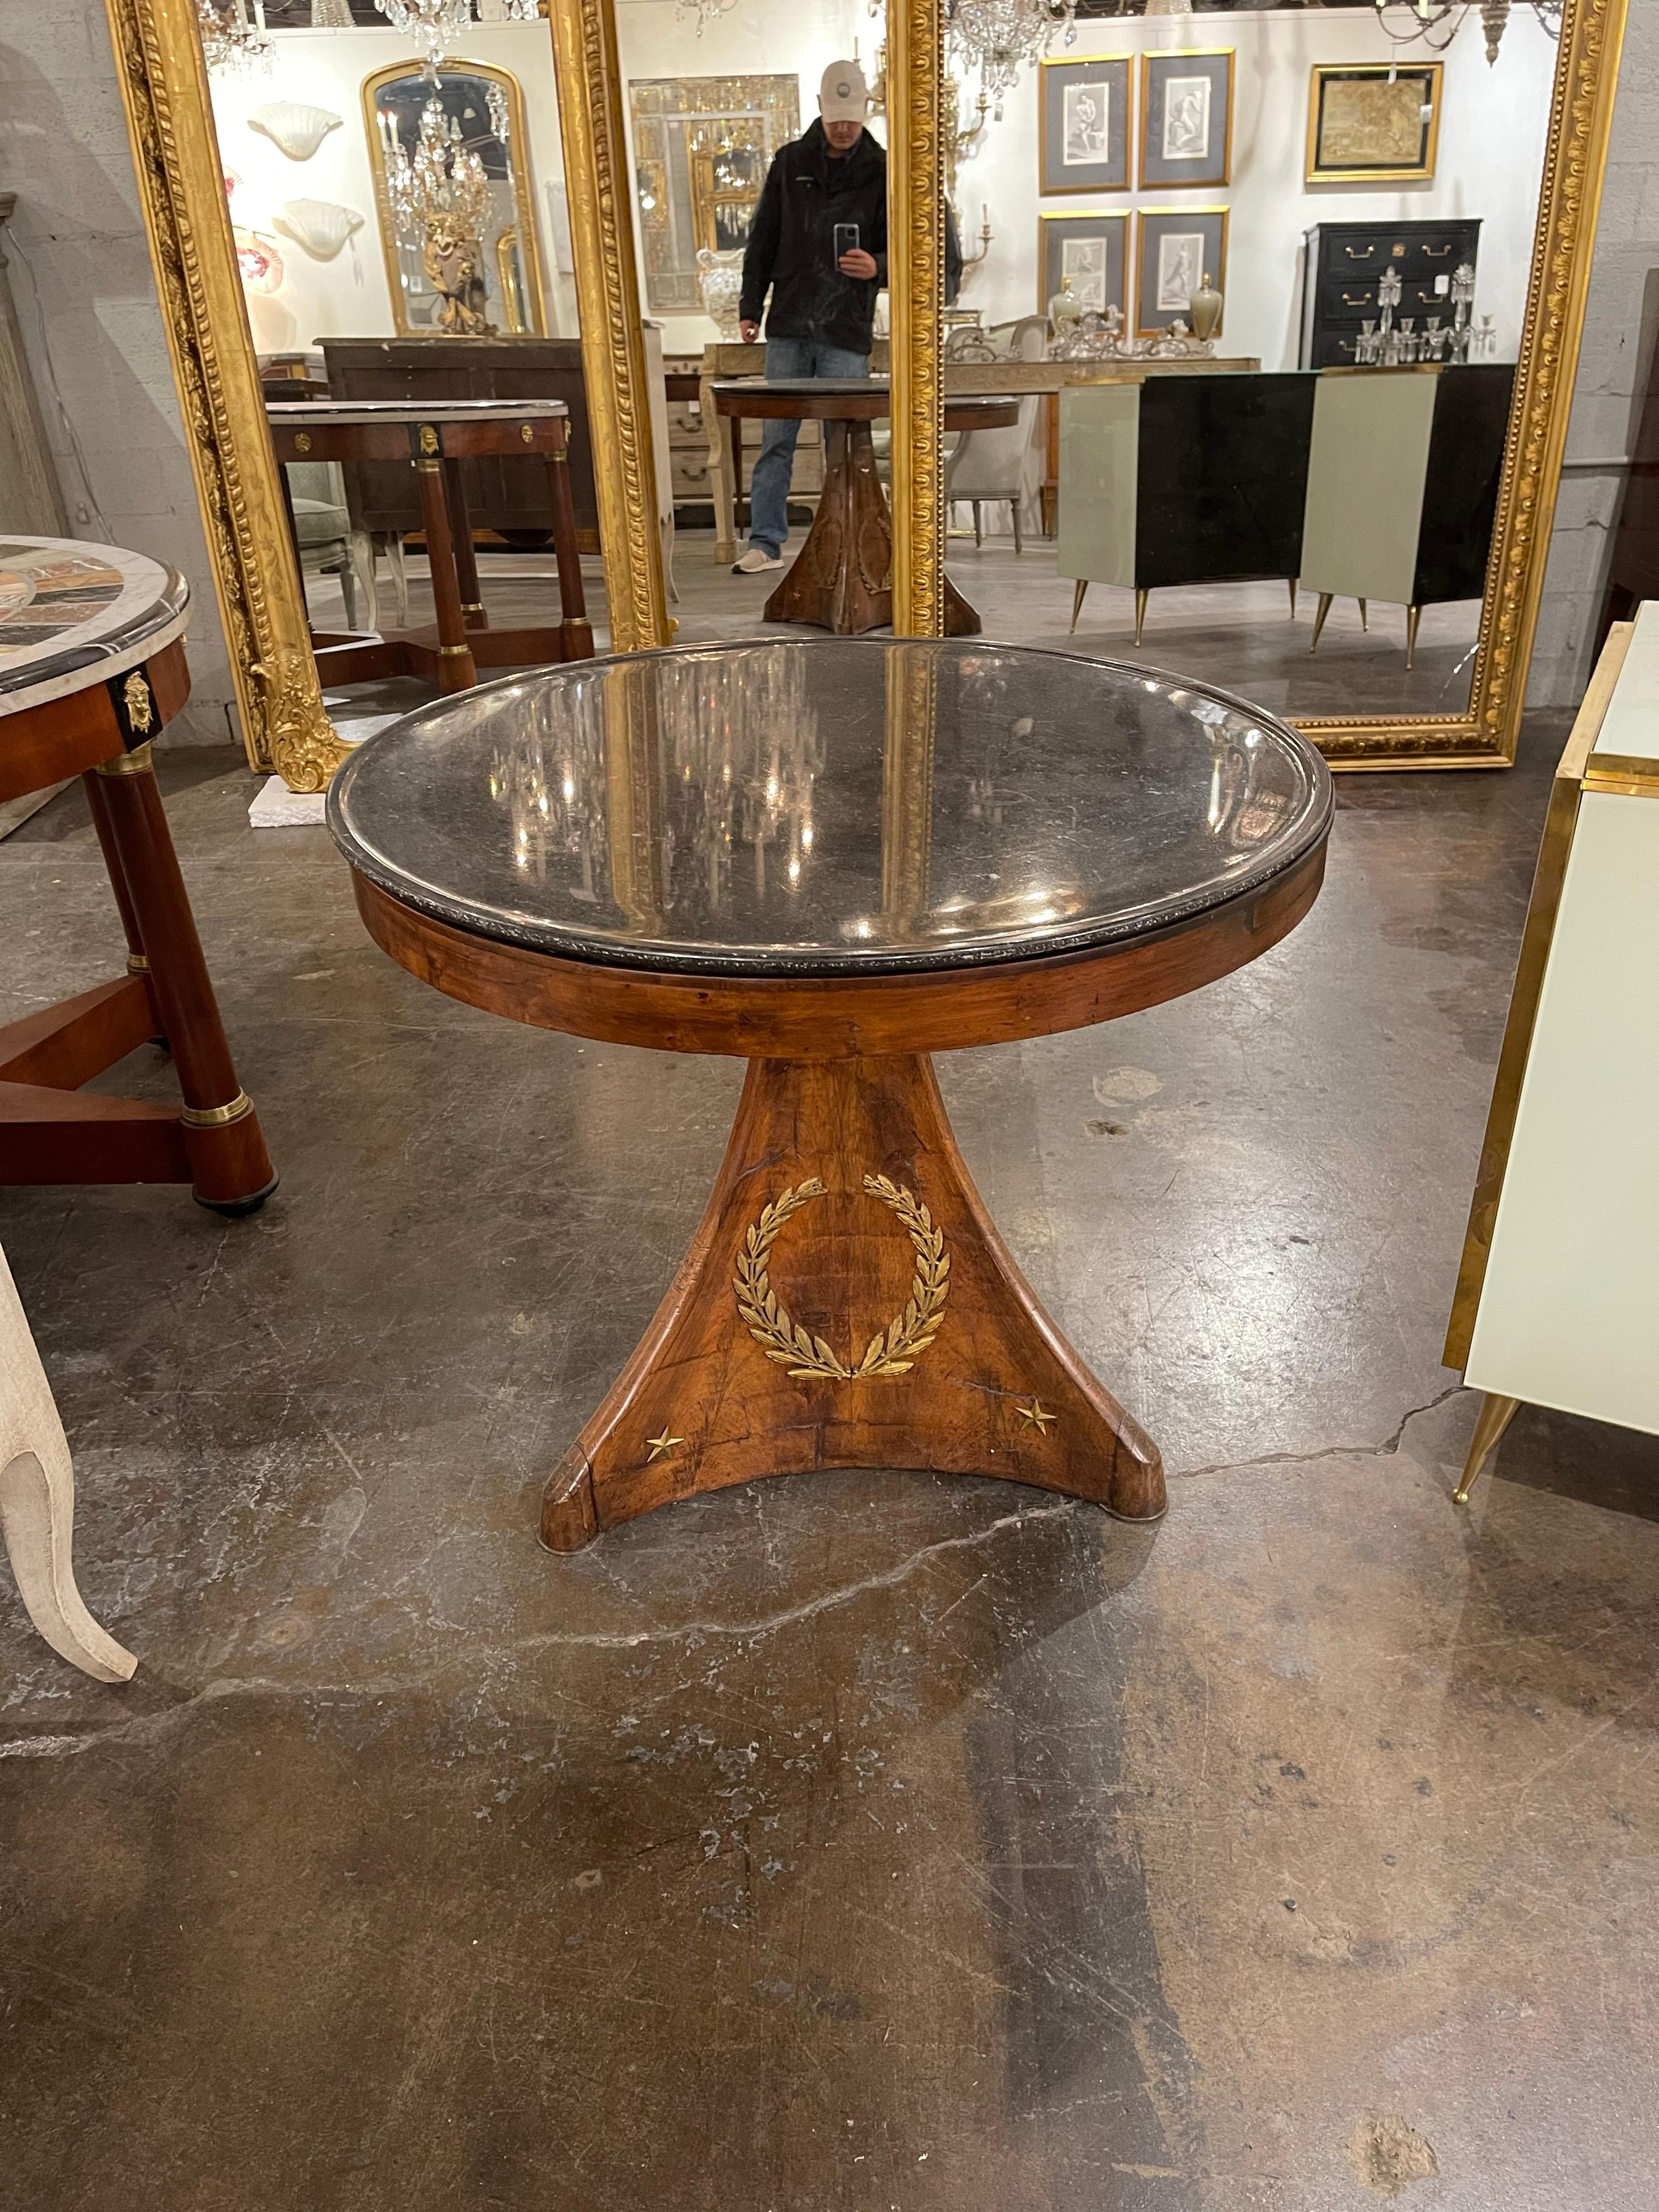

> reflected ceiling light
[372,0,539,81]
[1373,0,1562,64]
[197,0,271,74]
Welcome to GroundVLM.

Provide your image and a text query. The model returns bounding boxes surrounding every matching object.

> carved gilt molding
[886,0,945,638]
[104,0,347,791]
[547,0,669,654]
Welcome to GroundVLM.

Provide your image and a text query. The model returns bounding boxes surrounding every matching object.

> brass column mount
[546,0,670,654]
[886,0,946,639]
[105,0,347,793]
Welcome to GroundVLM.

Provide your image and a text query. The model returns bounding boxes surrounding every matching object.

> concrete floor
[2,601,1656,2206]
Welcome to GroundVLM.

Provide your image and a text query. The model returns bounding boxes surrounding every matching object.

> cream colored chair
[944,392,1044,551]
[1,1242,136,1681]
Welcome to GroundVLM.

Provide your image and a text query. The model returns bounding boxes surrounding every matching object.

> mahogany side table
[0,537,275,1212]
[266,399,593,695]
[711,379,1020,636]
[330,637,1332,1551]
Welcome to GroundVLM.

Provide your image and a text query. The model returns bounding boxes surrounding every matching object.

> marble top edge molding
[0,536,189,718]
[263,399,570,422]
[326,635,1334,981]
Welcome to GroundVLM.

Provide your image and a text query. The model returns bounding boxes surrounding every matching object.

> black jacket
[739,121,890,355]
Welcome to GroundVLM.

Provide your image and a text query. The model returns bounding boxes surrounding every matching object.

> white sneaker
[732,547,784,574]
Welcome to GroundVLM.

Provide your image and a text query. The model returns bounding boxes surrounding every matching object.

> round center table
[265,399,592,696]
[0,535,274,1211]
[328,637,1332,1551]
[711,379,1020,638]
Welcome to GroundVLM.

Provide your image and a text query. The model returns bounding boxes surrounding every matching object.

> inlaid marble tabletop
[0,536,188,718]
[331,638,1333,1551]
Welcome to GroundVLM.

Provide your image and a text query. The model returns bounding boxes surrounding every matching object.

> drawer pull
[1422,244,1454,258]
[1343,245,1376,259]
[1341,292,1373,305]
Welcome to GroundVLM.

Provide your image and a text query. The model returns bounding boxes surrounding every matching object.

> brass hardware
[180,1090,251,1129]
[1453,1392,1521,1504]
[1406,603,1422,670]
[1340,293,1374,306]
[1018,1400,1057,1432]
[1580,749,1659,796]
[437,643,473,658]
[414,456,441,475]
[1134,586,1149,645]
[1344,246,1376,259]
[95,741,154,777]
[644,1431,683,1462]
[461,602,485,617]
[1423,243,1454,257]
[520,422,535,444]
[126,952,150,974]
[733,1175,951,1379]
[122,668,155,735]
[418,424,440,456]
[294,430,311,453]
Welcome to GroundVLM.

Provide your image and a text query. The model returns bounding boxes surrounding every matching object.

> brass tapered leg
[1310,591,1333,653]
[1406,603,1422,670]
[1134,587,1149,645]
[1070,578,1088,633]
[1358,597,1368,632]
[1453,1392,1521,1505]
[1288,577,1298,617]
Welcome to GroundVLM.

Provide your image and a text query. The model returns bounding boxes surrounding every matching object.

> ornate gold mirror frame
[111,0,1622,782]
[361,56,550,340]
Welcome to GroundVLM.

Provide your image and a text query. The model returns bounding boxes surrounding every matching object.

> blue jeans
[747,337,870,555]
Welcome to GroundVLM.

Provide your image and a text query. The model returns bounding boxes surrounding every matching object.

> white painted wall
[0,0,236,739]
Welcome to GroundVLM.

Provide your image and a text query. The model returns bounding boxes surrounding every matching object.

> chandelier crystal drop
[674,0,740,31]
[944,0,1079,122]
[373,0,474,80]
[196,0,271,75]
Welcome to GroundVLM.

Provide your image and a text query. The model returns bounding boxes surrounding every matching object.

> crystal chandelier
[196,0,270,75]
[1373,0,1562,64]
[674,0,740,32]
[944,0,1078,122]
[373,0,538,81]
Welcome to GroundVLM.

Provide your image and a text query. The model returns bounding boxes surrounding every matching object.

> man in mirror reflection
[733,60,962,575]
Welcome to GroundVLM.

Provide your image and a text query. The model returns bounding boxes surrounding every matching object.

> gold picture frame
[1039,55,1133,196]
[1138,48,1234,192]
[1307,62,1443,186]
[362,57,549,340]
[106,0,1631,775]
[1133,206,1227,337]
[1038,211,1129,320]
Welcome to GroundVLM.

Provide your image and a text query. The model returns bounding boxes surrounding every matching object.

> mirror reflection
[209,1,1559,735]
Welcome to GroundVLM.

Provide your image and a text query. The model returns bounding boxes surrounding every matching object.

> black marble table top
[327,638,1332,979]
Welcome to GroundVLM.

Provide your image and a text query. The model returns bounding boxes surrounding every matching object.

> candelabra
[378,100,497,336]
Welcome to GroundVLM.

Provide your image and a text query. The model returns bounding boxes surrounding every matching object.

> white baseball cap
[819,62,868,124]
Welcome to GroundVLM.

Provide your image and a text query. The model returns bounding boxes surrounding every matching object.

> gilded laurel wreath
[733,1175,951,1380]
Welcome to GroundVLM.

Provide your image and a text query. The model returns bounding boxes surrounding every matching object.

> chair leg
[1453,1392,1521,1506]
[1310,591,1333,654]
[1358,597,1368,633]
[336,555,359,633]
[1134,587,1149,646]
[1070,579,1088,633]
[349,528,379,634]
[1406,604,1422,670]
[1011,498,1023,556]
[972,501,982,549]
[384,533,410,630]
[1288,577,1298,617]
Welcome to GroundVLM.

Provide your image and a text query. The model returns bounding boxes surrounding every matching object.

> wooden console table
[267,399,592,695]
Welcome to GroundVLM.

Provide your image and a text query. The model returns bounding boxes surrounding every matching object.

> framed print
[1306,63,1443,184]
[1039,211,1129,319]
[1039,57,1131,195]
[1139,50,1234,191]
[1134,207,1227,336]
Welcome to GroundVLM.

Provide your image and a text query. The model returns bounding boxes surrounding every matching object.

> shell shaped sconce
[248,103,343,162]
[276,200,365,260]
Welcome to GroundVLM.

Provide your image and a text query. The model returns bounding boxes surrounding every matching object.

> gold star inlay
[645,1431,684,1462]
[1017,1399,1057,1432]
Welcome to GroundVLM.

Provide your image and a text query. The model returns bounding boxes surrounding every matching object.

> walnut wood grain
[0,637,190,805]
[351,843,1326,1061]
[541,1053,1162,1548]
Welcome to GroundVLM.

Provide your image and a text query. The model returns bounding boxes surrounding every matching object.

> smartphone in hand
[833,222,860,267]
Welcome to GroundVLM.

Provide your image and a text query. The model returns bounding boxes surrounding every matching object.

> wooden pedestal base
[763,422,981,639]
[541,1053,1163,1550]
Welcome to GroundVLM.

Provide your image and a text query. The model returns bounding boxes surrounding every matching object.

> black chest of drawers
[1300,219,1482,369]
